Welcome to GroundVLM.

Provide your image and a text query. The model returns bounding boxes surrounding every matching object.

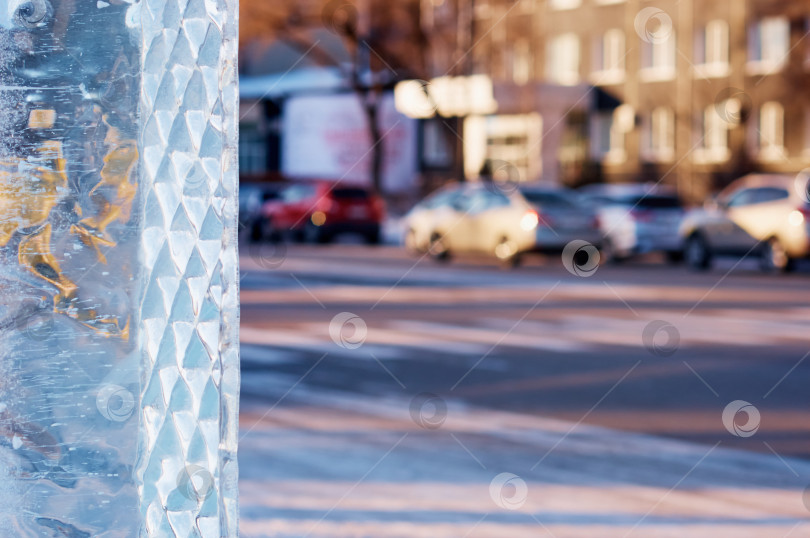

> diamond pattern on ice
[135,0,238,535]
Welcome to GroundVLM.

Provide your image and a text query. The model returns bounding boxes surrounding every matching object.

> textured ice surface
[136,0,240,534]
[0,1,142,535]
[0,0,239,536]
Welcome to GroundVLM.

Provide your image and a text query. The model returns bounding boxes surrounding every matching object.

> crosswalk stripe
[241,306,806,365]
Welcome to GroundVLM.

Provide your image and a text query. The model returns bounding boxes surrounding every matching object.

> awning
[492,83,623,115]
[239,67,348,100]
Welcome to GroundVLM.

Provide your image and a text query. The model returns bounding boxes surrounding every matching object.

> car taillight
[521,210,540,231]
[316,197,336,213]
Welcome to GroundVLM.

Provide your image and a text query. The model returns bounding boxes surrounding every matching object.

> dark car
[239,183,285,242]
[260,181,385,244]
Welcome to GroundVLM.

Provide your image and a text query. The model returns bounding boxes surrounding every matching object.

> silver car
[580,184,685,263]
[404,183,601,267]
[680,174,810,272]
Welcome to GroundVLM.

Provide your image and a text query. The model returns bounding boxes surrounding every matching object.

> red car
[260,181,385,244]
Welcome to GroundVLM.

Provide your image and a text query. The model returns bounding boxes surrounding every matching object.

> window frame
[238,125,268,175]
[640,31,677,82]
[645,107,675,162]
[512,39,531,86]
[694,20,730,78]
[693,105,730,164]
[758,101,786,161]
[546,33,581,86]
[592,29,626,85]
[747,16,790,75]
[590,109,626,164]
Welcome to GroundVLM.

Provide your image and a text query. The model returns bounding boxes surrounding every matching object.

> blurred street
[234,0,810,534]
[237,245,810,537]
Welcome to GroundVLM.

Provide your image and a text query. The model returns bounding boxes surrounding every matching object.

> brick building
[421,0,810,202]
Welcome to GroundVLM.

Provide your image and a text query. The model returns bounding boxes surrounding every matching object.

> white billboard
[282,93,418,193]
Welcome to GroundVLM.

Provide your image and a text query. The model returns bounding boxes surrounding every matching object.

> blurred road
[238,245,810,537]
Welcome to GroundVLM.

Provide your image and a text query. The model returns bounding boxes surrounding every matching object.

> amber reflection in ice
[0,112,137,338]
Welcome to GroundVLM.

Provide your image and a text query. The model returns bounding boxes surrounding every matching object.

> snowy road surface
[238,245,810,537]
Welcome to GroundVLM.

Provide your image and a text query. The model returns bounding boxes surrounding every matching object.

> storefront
[239,67,419,194]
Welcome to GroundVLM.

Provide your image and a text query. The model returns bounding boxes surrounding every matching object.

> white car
[580,184,685,263]
[680,174,810,272]
[404,183,601,267]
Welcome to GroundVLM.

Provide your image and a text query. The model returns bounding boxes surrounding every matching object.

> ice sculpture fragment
[0,0,239,535]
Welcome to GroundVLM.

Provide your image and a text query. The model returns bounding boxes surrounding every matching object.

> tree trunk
[364,94,385,193]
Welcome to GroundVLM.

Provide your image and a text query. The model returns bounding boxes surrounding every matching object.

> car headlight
[520,211,539,231]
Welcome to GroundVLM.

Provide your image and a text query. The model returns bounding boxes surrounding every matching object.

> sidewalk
[238,384,810,538]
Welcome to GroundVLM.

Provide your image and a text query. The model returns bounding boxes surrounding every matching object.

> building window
[645,107,674,162]
[423,119,454,168]
[694,106,729,163]
[592,29,625,84]
[482,113,543,183]
[546,33,580,85]
[513,40,531,85]
[641,31,676,81]
[748,17,789,75]
[239,126,267,174]
[591,109,625,164]
[758,102,785,161]
[695,20,729,77]
[549,0,581,10]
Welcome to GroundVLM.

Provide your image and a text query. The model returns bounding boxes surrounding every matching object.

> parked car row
[404,183,601,267]
[681,174,810,272]
[241,180,385,245]
[579,184,684,264]
[402,174,810,273]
